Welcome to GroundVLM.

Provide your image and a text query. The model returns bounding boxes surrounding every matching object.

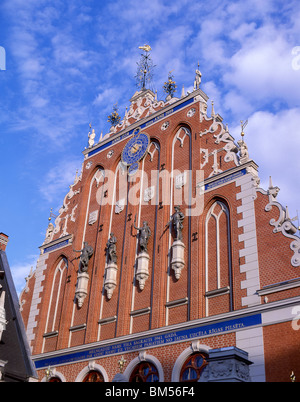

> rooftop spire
[135,44,155,91]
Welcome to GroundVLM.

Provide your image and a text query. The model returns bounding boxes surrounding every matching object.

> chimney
[0,233,9,252]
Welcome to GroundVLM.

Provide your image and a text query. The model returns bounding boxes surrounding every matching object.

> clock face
[121,132,150,166]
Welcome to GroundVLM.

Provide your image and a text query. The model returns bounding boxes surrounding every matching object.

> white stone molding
[85,161,93,169]
[75,361,109,382]
[104,263,118,300]
[115,198,125,214]
[187,107,196,117]
[200,119,239,167]
[51,169,84,237]
[135,252,150,290]
[175,126,188,148]
[256,177,300,267]
[26,253,48,350]
[75,271,89,308]
[88,210,98,225]
[200,148,209,169]
[171,342,210,382]
[171,240,185,280]
[70,204,78,223]
[19,267,35,311]
[147,142,159,162]
[0,290,7,342]
[110,89,166,134]
[94,168,105,187]
[123,352,164,382]
[236,172,261,307]
[236,327,266,382]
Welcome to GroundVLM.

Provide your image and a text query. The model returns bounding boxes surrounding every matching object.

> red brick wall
[264,321,300,382]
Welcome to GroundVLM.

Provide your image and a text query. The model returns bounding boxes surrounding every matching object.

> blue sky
[1,0,300,293]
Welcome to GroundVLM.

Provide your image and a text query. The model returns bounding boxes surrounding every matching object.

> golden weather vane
[135,44,155,90]
[240,119,248,141]
[139,44,152,52]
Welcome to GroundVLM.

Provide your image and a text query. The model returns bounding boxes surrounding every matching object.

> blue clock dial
[121,132,150,166]
[128,162,139,176]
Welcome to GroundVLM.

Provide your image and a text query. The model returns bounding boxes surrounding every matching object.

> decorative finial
[107,103,121,128]
[181,84,185,98]
[135,45,155,90]
[163,70,177,99]
[240,119,248,142]
[118,356,127,374]
[48,208,57,223]
[211,100,215,117]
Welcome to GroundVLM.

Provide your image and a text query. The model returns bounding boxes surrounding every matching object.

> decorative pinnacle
[48,208,57,223]
[135,45,155,90]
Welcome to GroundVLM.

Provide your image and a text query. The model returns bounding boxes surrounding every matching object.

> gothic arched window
[180,352,208,382]
[129,362,159,382]
[205,200,233,316]
[43,257,68,347]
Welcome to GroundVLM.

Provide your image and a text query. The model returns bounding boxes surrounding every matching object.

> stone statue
[73,242,94,273]
[88,123,96,148]
[106,233,117,264]
[194,63,202,90]
[237,139,249,163]
[170,206,185,241]
[133,216,151,253]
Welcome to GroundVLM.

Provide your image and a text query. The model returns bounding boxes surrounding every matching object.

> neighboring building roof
[0,250,37,382]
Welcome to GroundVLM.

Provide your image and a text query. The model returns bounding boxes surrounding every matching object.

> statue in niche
[170,206,185,241]
[133,216,151,253]
[106,233,117,264]
[73,242,94,273]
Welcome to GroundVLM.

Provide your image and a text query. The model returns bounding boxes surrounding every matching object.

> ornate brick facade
[21,73,300,382]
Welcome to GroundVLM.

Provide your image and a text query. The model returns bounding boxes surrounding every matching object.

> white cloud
[10,255,39,296]
[39,158,82,205]
[230,107,300,218]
